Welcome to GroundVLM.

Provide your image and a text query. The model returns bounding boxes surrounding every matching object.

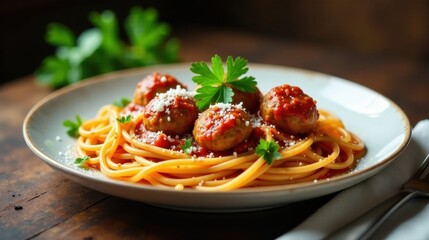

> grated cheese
[152,86,195,112]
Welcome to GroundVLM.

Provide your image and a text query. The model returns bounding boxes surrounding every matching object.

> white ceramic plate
[23,63,411,212]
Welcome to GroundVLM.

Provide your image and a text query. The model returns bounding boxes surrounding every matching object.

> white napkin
[277,119,429,240]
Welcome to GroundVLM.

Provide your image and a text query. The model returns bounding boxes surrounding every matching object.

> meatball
[193,103,252,151]
[142,87,198,135]
[231,86,263,114]
[134,72,187,106]
[260,84,318,135]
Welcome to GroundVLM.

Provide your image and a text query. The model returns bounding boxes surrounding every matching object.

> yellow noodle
[76,105,365,191]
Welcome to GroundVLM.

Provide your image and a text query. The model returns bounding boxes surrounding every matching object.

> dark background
[2,0,429,85]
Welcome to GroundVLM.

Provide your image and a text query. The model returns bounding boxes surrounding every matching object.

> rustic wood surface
[1,28,428,240]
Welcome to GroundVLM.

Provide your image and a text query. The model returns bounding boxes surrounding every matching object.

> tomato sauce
[271,84,316,119]
[134,72,187,106]
[197,107,243,142]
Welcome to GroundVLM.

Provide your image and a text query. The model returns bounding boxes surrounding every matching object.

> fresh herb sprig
[36,6,180,89]
[75,156,90,169]
[255,139,281,164]
[117,115,131,123]
[180,139,193,154]
[113,97,131,108]
[190,55,257,110]
[63,115,83,138]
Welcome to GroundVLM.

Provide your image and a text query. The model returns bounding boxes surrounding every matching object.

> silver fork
[328,153,429,240]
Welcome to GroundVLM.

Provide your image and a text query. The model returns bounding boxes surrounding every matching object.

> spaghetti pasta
[76,96,366,191]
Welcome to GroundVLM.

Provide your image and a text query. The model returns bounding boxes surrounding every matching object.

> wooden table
[1,28,428,240]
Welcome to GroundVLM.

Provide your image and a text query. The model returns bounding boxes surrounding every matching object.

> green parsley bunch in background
[35,6,180,89]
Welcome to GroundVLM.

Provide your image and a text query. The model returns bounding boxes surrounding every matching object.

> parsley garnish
[180,139,193,154]
[190,55,257,110]
[117,115,131,123]
[113,97,131,108]
[255,139,281,164]
[75,156,90,168]
[63,115,83,138]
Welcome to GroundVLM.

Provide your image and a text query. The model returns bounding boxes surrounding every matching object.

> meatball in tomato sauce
[134,72,187,106]
[142,86,198,135]
[231,86,263,114]
[260,84,318,135]
[193,103,252,151]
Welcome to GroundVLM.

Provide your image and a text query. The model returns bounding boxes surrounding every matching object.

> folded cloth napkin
[277,119,429,240]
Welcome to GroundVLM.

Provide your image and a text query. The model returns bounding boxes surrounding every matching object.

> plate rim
[23,62,412,196]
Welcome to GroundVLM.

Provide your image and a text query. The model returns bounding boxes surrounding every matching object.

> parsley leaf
[190,55,257,110]
[113,97,131,108]
[75,156,90,168]
[117,115,131,123]
[36,6,180,89]
[45,23,75,47]
[255,139,281,164]
[63,115,83,138]
[180,139,193,154]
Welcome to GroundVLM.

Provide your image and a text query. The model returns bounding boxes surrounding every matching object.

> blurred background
[1,0,429,85]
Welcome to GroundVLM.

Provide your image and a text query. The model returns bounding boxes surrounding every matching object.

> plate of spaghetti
[23,55,411,212]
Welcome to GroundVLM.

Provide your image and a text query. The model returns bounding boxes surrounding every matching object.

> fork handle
[326,190,418,240]
[358,191,417,240]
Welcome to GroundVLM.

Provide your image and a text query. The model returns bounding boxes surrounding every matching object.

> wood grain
[1,28,428,239]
